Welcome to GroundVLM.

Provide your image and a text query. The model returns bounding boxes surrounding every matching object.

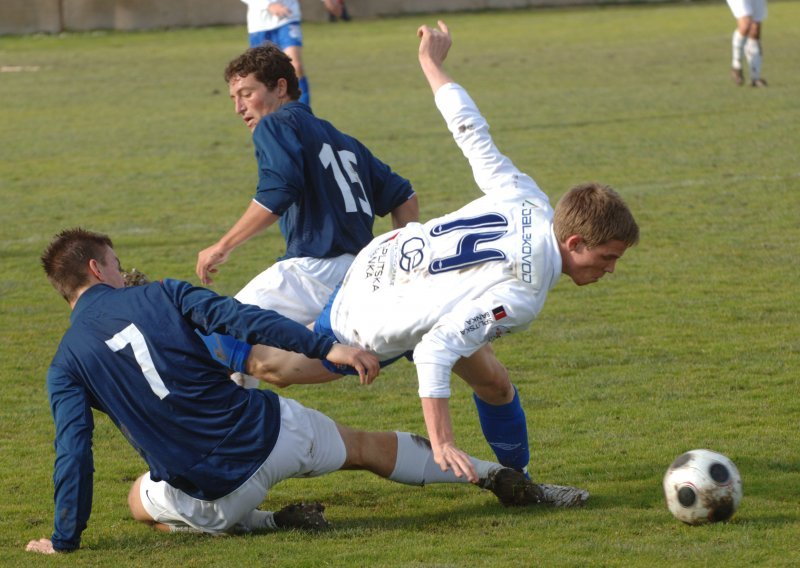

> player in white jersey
[240,21,639,482]
[726,0,768,87]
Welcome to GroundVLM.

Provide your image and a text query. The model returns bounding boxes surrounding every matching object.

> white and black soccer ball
[663,449,742,525]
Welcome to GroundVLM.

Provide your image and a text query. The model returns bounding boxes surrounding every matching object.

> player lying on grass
[203,21,639,484]
[26,228,562,555]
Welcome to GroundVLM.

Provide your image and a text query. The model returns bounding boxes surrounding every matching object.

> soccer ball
[663,449,742,525]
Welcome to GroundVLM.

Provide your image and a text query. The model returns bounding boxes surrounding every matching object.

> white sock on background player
[731,30,745,70]
[744,37,762,81]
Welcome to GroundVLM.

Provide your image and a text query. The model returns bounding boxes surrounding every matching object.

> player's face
[229,73,286,132]
[565,238,628,286]
[97,246,126,289]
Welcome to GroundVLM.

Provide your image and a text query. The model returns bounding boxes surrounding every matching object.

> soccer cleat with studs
[751,78,768,87]
[535,483,590,508]
[274,502,330,530]
[480,467,590,508]
[480,467,544,506]
[730,68,744,86]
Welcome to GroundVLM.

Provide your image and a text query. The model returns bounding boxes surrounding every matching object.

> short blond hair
[553,183,639,248]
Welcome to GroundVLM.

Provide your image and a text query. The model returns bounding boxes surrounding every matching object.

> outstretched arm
[417,21,454,94]
[196,201,279,285]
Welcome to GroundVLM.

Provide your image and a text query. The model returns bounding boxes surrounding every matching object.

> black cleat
[480,468,544,506]
[480,468,590,508]
[274,502,330,531]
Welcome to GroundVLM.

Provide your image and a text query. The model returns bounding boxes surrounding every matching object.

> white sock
[744,38,762,81]
[388,432,501,485]
[236,509,278,532]
[168,524,204,533]
[731,30,745,69]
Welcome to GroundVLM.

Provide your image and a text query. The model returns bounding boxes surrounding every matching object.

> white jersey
[329,83,562,398]
[241,0,301,33]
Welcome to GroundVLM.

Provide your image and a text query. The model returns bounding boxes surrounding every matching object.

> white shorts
[726,0,767,21]
[235,255,355,325]
[139,397,347,533]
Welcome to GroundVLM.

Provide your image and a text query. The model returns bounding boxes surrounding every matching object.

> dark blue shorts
[249,23,303,50]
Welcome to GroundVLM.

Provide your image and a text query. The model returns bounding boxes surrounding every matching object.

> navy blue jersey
[252,102,414,260]
[46,279,335,551]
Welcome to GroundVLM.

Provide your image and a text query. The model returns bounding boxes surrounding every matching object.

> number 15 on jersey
[319,143,373,217]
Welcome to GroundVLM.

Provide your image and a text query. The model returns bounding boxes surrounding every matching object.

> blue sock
[298,76,310,106]
[196,331,252,373]
[473,386,530,473]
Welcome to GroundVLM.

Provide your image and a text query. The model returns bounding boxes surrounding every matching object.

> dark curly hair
[224,43,301,101]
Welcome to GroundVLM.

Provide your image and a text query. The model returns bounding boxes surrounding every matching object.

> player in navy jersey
[26,228,556,555]
[196,45,418,379]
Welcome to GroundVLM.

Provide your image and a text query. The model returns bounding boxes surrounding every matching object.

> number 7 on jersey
[106,323,170,399]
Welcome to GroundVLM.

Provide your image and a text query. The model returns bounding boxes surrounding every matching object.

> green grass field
[1,1,799,565]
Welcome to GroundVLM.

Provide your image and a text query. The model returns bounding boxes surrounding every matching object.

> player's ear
[276,77,288,98]
[564,234,584,252]
[87,258,103,280]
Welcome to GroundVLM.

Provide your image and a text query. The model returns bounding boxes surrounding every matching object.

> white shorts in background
[235,255,355,325]
[726,0,767,21]
[139,397,347,533]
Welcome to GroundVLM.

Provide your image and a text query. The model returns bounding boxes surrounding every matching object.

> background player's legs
[730,23,747,85]
[728,0,767,87]
[283,45,309,105]
[454,345,530,474]
[743,21,765,85]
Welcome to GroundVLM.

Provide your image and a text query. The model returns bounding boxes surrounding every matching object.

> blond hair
[553,183,639,248]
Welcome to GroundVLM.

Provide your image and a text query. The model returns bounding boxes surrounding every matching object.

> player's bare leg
[128,475,173,533]
[454,344,514,404]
